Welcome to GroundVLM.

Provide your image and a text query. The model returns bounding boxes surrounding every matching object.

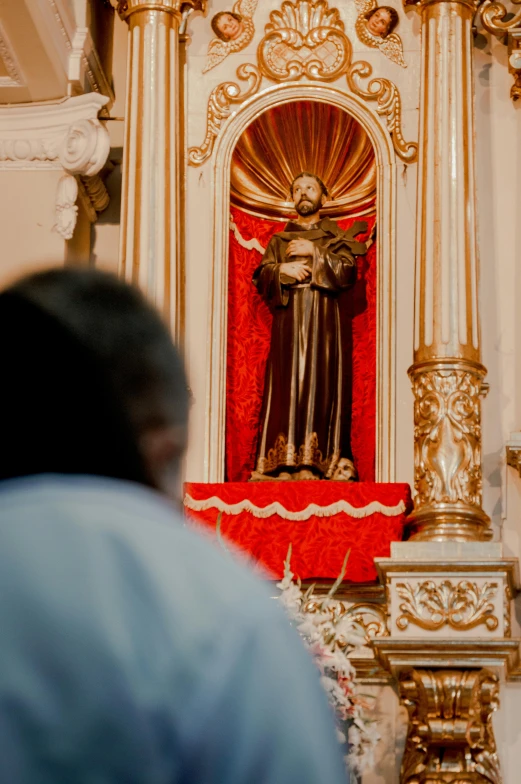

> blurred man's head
[0,268,189,500]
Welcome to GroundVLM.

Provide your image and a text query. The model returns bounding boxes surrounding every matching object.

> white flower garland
[277,547,380,775]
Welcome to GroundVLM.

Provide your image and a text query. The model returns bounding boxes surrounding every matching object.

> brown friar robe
[252,217,367,479]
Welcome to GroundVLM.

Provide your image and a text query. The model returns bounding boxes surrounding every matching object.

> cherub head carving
[364,6,399,38]
[354,0,406,67]
[203,1,258,74]
[211,11,244,42]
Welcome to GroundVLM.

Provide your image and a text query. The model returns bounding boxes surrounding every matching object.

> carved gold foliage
[302,598,389,641]
[258,0,352,81]
[346,60,418,162]
[504,583,512,638]
[412,370,482,508]
[187,64,261,166]
[400,669,501,784]
[189,0,417,166]
[477,1,521,102]
[395,580,499,632]
[480,0,521,36]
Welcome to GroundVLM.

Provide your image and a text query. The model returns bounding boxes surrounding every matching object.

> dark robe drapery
[252,218,367,478]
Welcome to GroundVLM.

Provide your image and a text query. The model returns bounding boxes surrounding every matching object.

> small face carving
[331,458,357,482]
[366,7,392,37]
[215,12,243,41]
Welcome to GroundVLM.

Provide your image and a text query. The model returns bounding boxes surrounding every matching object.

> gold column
[408,0,491,541]
[117,0,205,341]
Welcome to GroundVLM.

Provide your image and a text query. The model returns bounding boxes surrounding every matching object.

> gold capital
[400,669,501,784]
[404,0,481,9]
[117,0,206,22]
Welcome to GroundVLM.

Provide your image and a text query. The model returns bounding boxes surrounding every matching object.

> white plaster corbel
[0,94,111,240]
[55,174,79,241]
[54,107,111,239]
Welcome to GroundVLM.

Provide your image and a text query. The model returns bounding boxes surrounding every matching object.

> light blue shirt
[0,475,348,783]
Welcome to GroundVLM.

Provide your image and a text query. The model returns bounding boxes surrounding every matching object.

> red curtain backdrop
[225,206,377,483]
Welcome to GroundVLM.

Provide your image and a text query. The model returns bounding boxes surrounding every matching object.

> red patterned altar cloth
[184,482,412,583]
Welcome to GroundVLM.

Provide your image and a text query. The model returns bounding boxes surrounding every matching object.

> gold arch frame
[203,82,397,483]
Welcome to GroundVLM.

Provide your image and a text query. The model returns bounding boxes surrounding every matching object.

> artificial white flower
[277,547,380,774]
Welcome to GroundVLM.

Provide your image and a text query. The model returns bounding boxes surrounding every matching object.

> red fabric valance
[185,481,411,583]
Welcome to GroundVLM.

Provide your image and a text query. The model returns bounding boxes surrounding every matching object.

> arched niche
[204,82,397,483]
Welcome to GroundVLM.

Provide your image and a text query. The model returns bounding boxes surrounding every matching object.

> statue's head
[289,172,328,217]
[211,11,244,42]
[365,6,399,38]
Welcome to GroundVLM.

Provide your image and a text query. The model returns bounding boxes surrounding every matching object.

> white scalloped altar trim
[184,494,406,521]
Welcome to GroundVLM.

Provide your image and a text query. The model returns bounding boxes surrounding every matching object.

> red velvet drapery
[225,206,376,483]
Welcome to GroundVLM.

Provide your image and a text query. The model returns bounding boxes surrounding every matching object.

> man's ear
[320,192,328,207]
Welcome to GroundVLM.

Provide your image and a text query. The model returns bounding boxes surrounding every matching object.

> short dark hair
[211,11,242,41]
[289,172,329,199]
[0,268,188,485]
[365,6,399,37]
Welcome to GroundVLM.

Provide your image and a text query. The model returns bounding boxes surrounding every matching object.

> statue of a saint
[251,172,368,482]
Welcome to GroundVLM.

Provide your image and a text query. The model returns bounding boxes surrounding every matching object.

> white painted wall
[0,170,67,287]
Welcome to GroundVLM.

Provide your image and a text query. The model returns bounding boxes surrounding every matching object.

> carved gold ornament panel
[258,0,352,81]
[188,64,261,166]
[302,597,389,641]
[189,0,417,166]
[395,579,499,633]
[479,0,521,102]
[347,61,417,161]
[412,369,482,509]
[400,669,501,784]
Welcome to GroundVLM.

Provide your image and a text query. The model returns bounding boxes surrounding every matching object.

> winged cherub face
[366,7,392,37]
[214,12,244,42]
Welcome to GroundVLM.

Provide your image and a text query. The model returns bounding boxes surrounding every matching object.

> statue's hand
[286,239,315,257]
[279,262,311,282]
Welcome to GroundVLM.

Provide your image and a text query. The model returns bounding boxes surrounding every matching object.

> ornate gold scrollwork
[257,0,352,81]
[478,0,521,102]
[412,369,483,509]
[302,598,389,640]
[187,64,261,166]
[395,580,499,632]
[190,0,417,166]
[504,583,512,638]
[400,669,501,784]
[346,60,418,162]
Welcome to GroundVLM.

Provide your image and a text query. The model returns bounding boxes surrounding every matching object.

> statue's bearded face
[292,176,324,216]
